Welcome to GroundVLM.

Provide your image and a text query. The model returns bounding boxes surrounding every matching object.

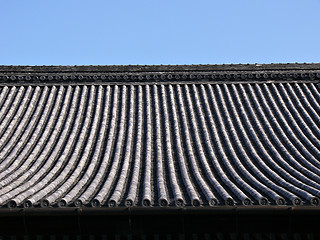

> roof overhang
[1,206,320,237]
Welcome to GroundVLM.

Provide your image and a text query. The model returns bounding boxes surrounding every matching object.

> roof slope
[0,64,320,208]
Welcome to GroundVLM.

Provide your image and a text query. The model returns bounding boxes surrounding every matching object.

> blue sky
[1,0,320,65]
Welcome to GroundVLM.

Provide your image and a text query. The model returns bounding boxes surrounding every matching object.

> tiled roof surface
[0,65,320,208]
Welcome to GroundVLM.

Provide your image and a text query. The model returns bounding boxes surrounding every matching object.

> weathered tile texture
[0,83,320,208]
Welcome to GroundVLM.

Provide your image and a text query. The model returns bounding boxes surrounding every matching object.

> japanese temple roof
[0,63,320,209]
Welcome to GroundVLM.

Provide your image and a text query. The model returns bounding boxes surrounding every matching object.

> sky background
[0,0,320,65]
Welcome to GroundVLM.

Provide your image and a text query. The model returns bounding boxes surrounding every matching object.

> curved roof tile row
[0,83,320,208]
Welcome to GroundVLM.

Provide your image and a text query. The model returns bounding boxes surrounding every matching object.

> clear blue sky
[1,0,320,65]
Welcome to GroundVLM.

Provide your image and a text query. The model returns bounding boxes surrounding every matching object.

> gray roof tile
[0,64,320,208]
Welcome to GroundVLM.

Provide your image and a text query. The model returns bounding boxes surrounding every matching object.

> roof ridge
[0,65,320,85]
[1,63,320,73]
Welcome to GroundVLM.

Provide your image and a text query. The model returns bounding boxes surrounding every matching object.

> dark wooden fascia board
[1,206,320,216]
